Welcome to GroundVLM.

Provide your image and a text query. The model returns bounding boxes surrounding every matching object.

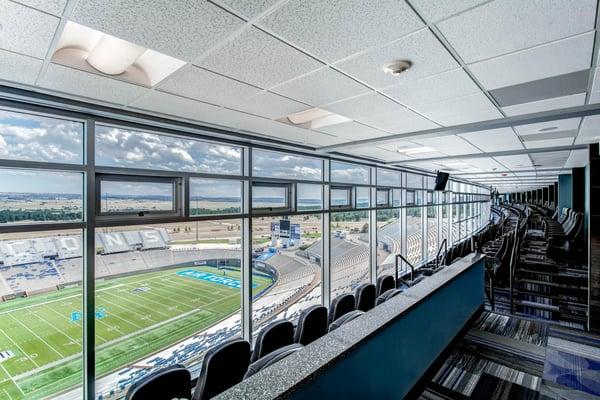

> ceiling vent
[52,21,186,87]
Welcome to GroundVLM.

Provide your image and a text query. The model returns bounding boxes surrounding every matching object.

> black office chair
[251,320,294,363]
[376,288,403,306]
[328,293,355,324]
[355,283,376,312]
[294,305,328,346]
[126,364,191,400]
[376,274,395,297]
[328,310,365,332]
[244,343,303,379]
[193,338,251,400]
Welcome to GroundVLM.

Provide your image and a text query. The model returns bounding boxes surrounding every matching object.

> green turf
[0,265,272,399]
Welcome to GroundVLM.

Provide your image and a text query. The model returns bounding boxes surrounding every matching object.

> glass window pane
[95,125,242,175]
[406,173,423,188]
[297,184,323,211]
[406,207,422,266]
[94,220,242,398]
[427,205,438,259]
[377,209,400,277]
[0,168,83,224]
[356,187,370,208]
[99,179,175,214]
[252,214,322,331]
[0,229,83,399]
[252,149,322,181]
[0,109,84,164]
[190,178,241,216]
[252,185,288,209]
[376,189,389,207]
[392,189,401,207]
[331,211,369,298]
[331,188,351,207]
[331,161,369,184]
[377,168,401,187]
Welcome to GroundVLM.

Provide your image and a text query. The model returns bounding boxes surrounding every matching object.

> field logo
[177,269,257,289]
[71,307,107,322]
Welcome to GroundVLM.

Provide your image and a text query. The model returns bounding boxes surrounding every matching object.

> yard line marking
[0,364,22,398]
[98,291,171,321]
[115,280,195,312]
[8,314,65,358]
[93,297,146,330]
[0,328,39,368]
[30,310,81,349]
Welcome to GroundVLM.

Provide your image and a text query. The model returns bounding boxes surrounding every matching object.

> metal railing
[435,238,447,269]
[395,253,416,287]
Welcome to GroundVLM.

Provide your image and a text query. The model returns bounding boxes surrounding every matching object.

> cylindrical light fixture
[87,35,145,75]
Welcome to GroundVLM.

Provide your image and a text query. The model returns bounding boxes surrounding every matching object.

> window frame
[251,181,293,214]
[330,185,354,210]
[95,173,183,220]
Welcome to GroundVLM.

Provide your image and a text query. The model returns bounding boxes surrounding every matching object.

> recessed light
[396,146,434,154]
[538,126,558,132]
[52,21,185,87]
[280,108,351,129]
[383,60,412,76]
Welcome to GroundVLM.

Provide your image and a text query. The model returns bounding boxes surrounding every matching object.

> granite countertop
[215,253,485,400]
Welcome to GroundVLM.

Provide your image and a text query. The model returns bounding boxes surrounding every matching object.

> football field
[0,265,272,400]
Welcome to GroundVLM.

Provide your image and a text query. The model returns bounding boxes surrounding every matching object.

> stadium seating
[193,338,251,400]
[244,343,304,379]
[354,283,376,312]
[125,364,191,400]
[294,305,328,346]
[251,320,295,363]
[328,293,356,324]
[328,310,365,332]
[376,274,395,297]
[376,288,404,306]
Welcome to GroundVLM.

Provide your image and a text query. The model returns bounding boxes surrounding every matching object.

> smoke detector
[383,60,412,76]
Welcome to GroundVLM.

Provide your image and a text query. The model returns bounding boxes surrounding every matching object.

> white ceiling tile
[317,121,388,140]
[513,117,581,135]
[503,93,586,116]
[128,91,225,125]
[530,151,571,168]
[403,150,448,160]
[213,0,281,19]
[334,29,458,89]
[258,0,423,63]
[576,115,600,143]
[590,91,600,104]
[413,135,481,156]
[564,149,588,168]
[469,32,594,90]
[157,65,261,107]
[343,146,403,162]
[71,0,244,61]
[591,67,600,92]
[323,92,403,121]
[459,127,524,152]
[460,157,505,171]
[13,0,67,15]
[362,109,439,134]
[494,154,533,169]
[524,137,574,149]
[382,68,480,109]
[199,26,323,88]
[39,63,148,105]
[229,91,308,119]
[437,0,596,63]
[271,67,370,106]
[0,49,43,85]
[410,0,488,23]
[414,92,502,126]
[0,0,59,58]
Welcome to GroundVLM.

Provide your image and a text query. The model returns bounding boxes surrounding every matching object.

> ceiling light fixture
[383,60,412,76]
[538,126,559,132]
[52,21,186,87]
[396,146,435,154]
[281,108,351,129]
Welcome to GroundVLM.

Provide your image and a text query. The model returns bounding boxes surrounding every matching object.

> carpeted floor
[419,311,600,400]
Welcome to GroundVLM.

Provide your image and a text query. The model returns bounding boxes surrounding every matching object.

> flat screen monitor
[434,172,449,191]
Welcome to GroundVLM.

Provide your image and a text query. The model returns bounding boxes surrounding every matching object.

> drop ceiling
[0,0,598,191]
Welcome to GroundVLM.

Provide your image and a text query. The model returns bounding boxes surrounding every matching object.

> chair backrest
[328,310,365,332]
[127,364,191,400]
[376,274,395,297]
[328,293,355,324]
[355,283,376,312]
[251,320,294,363]
[376,288,403,306]
[193,339,251,400]
[244,344,303,379]
[294,305,328,346]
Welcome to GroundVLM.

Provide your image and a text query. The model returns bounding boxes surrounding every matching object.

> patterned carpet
[419,311,600,400]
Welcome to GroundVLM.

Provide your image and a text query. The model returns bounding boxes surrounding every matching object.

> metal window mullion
[242,148,252,342]
[322,162,331,307]
[83,119,95,400]
[400,189,407,276]
[369,186,377,284]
